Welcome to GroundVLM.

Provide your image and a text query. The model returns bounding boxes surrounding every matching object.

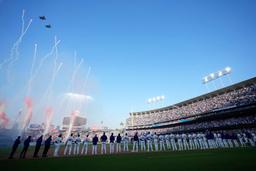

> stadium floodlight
[202,66,232,84]
[147,98,152,104]
[225,66,231,73]
[146,95,166,105]
[210,73,215,78]
[218,71,223,77]
[156,96,161,101]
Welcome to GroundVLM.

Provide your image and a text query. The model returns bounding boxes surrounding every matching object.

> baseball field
[0,146,255,171]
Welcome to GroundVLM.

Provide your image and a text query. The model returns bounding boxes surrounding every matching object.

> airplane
[45,24,51,28]
[39,16,46,20]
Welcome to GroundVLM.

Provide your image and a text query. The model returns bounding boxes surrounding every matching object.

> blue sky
[0,0,256,129]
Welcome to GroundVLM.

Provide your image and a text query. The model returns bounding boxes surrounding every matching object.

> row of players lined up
[8,131,256,159]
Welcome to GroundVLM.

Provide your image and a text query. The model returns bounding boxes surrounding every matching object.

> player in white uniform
[242,133,249,145]
[170,134,177,151]
[165,134,171,150]
[123,133,129,152]
[252,133,256,144]
[177,134,183,151]
[221,133,229,148]
[213,133,219,148]
[231,133,239,148]
[81,134,89,155]
[159,134,166,151]
[72,135,77,155]
[197,133,204,150]
[140,133,146,151]
[217,133,224,148]
[182,133,189,150]
[188,134,195,150]
[153,133,159,152]
[75,134,82,155]
[54,134,62,157]
[146,132,153,152]
[202,133,209,149]
[237,133,245,147]
[247,132,255,147]
[64,133,74,155]
[193,133,199,149]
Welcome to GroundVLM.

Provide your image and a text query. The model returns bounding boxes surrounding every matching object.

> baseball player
[64,133,74,155]
[54,134,62,157]
[81,134,90,155]
[123,133,129,152]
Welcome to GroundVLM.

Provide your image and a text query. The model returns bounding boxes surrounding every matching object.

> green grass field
[0,146,256,171]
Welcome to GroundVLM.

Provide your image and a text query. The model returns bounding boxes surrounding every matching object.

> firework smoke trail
[0,10,32,84]
[65,110,79,141]
[0,101,10,128]
[43,107,53,136]
[39,37,63,135]
[57,54,84,113]
[29,39,61,87]
[77,66,91,110]
[26,44,38,96]
[21,97,33,131]
[41,37,62,103]
[26,38,60,120]
[62,56,84,140]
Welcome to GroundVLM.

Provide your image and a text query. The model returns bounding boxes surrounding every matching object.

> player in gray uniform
[165,134,171,150]
[54,134,62,157]
[153,132,159,152]
[159,134,166,151]
[64,133,74,155]
[81,134,90,155]
[146,132,153,152]
[122,133,129,152]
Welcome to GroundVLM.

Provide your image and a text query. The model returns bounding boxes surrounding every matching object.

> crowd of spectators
[126,84,256,127]
[126,114,256,136]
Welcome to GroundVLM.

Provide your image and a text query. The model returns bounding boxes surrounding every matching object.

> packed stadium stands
[126,77,256,134]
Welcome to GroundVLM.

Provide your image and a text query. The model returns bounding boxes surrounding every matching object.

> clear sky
[0,0,256,129]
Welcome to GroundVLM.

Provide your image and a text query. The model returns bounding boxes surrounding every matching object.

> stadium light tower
[146,95,166,108]
[202,66,233,90]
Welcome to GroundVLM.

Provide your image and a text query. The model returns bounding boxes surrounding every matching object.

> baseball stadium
[0,0,256,171]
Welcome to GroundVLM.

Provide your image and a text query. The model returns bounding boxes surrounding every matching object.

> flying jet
[45,24,51,28]
[39,16,46,20]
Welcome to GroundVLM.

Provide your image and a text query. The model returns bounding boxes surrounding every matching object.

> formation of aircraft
[39,16,52,29]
